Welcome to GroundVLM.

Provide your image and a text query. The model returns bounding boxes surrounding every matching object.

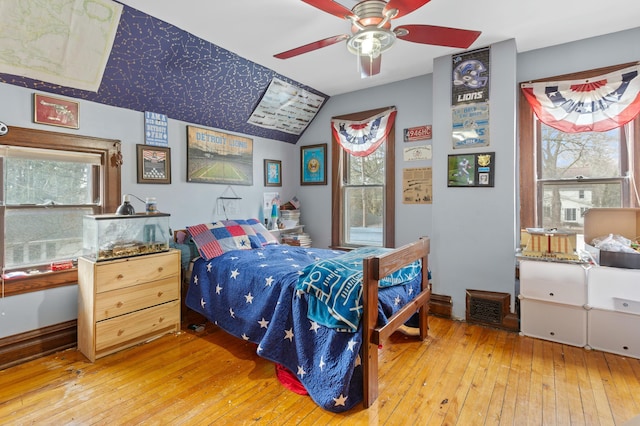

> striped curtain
[331,107,396,156]
[521,64,640,133]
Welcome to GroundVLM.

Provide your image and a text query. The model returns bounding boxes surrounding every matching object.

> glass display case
[82,213,170,261]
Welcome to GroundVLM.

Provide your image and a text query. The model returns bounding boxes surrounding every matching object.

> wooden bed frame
[361,237,431,407]
[175,230,431,409]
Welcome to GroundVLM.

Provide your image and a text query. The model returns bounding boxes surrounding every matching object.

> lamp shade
[115,195,136,215]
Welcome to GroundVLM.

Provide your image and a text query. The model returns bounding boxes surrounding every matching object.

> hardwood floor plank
[2,316,640,425]
[425,323,487,425]
[603,352,640,423]
[454,326,501,424]
[513,333,535,423]
[483,329,516,425]
[550,343,571,426]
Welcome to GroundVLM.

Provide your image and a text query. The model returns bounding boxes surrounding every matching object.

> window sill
[2,269,78,297]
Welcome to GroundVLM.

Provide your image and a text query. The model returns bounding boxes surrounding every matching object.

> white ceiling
[118,0,640,96]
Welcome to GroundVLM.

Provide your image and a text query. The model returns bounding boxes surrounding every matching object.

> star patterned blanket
[184,245,422,412]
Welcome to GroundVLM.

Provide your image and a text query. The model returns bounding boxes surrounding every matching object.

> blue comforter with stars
[185,245,422,412]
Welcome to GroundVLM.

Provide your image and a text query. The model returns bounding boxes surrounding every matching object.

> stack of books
[282,232,312,248]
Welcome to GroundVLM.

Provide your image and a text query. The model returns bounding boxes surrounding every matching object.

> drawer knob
[549,292,554,297]
[158,316,165,323]
[117,274,124,280]
[157,291,163,297]
[118,329,124,336]
[158,267,164,273]
[116,302,123,308]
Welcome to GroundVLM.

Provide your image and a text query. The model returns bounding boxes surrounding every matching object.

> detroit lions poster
[452,47,490,105]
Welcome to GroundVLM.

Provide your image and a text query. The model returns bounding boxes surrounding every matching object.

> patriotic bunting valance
[521,64,640,133]
[331,107,397,156]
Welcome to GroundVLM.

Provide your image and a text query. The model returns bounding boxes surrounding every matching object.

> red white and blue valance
[331,107,397,156]
[521,64,640,133]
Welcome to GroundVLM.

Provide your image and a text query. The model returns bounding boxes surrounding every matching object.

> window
[1,126,121,296]
[331,107,395,248]
[519,63,640,234]
[535,121,630,231]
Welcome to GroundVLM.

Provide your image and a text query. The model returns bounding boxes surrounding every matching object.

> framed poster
[300,143,327,185]
[186,125,253,185]
[264,159,282,187]
[33,94,79,129]
[137,144,171,184]
[452,46,490,105]
[447,152,495,187]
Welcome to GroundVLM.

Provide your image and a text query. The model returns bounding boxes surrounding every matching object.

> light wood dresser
[77,249,181,362]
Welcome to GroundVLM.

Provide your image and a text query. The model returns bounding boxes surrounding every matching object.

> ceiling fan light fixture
[347,28,396,58]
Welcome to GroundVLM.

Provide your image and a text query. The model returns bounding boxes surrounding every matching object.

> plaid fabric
[245,218,279,247]
[187,221,253,260]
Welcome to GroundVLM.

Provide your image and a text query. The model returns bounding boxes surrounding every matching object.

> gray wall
[299,27,640,319]
[1,27,639,337]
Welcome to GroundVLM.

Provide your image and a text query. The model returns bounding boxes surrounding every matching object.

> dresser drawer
[519,260,588,305]
[95,300,180,355]
[95,276,179,321]
[95,251,180,293]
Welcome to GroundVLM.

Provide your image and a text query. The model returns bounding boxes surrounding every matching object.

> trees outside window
[331,107,395,249]
[1,127,120,296]
[519,63,640,234]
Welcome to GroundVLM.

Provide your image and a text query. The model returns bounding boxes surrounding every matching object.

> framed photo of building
[137,144,171,184]
[300,143,327,185]
[264,159,282,187]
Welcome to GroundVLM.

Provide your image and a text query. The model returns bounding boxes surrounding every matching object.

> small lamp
[115,194,154,215]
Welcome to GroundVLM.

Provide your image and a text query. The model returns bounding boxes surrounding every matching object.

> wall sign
[452,102,490,149]
[403,125,432,142]
[144,111,168,146]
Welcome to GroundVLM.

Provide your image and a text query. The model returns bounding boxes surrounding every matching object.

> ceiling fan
[274,0,481,78]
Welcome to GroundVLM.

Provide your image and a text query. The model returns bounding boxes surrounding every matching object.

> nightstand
[77,249,181,362]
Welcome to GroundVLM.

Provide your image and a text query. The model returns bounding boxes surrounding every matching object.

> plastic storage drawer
[519,297,587,347]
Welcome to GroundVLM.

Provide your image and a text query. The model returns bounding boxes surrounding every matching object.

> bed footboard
[361,237,431,408]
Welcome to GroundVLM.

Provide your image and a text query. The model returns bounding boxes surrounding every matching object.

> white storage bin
[588,308,640,359]
[519,260,588,306]
[519,297,587,347]
[588,266,640,312]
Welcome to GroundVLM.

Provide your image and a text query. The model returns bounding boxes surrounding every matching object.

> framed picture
[33,94,79,129]
[264,159,282,187]
[137,144,171,184]
[186,125,253,185]
[300,143,327,185]
[447,152,495,187]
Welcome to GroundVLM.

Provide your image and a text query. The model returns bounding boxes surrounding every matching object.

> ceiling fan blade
[274,34,349,59]
[301,0,355,19]
[395,24,481,48]
[384,0,432,19]
[360,55,381,78]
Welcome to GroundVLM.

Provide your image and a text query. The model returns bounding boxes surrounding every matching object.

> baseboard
[429,293,453,318]
[0,320,77,370]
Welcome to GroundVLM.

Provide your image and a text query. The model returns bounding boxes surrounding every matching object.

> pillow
[221,219,262,248]
[186,221,254,260]
[245,218,279,247]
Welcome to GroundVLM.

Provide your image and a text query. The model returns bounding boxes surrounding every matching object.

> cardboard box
[584,208,640,269]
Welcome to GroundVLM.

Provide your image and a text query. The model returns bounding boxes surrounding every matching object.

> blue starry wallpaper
[0,4,327,144]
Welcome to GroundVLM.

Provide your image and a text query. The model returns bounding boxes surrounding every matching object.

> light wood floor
[2,315,640,425]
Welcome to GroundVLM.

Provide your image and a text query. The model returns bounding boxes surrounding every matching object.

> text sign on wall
[144,111,168,147]
[403,125,432,142]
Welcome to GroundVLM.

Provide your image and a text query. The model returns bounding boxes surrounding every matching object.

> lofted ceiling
[1,0,638,144]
